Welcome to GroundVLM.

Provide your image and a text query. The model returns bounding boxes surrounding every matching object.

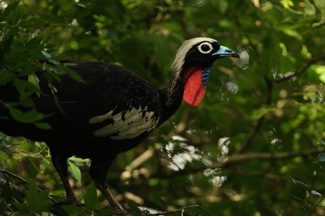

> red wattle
[183,68,206,107]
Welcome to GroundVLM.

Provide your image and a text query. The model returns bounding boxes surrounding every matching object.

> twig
[195,205,216,216]
[275,55,325,84]
[0,168,58,203]
[238,55,325,153]
[237,116,265,154]
[0,168,27,184]
[219,148,325,168]
[154,204,216,215]
[233,168,283,181]
[125,147,155,171]
[154,204,200,215]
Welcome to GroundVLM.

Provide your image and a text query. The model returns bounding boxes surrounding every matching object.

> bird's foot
[95,183,128,215]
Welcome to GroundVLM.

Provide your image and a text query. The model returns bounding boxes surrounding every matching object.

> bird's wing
[37,62,161,140]
[89,105,159,140]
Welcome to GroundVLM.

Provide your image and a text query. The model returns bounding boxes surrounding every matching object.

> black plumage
[0,37,238,214]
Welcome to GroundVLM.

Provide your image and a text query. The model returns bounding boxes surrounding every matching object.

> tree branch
[0,168,27,184]
[157,148,325,178]
[275,55,325,84]
[238,75,274,153]
[232,168,284,181]
[153,204,215,215]
[219,148,325,168]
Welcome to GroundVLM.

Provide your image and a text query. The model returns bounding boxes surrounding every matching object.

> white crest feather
[171,37,217,76]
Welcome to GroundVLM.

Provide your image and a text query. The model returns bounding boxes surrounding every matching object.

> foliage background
[1,0,325,215]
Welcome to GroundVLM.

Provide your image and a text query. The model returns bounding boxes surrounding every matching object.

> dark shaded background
[0,0,325,215]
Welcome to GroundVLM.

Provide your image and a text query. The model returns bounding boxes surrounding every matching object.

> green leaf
[314,0,325,16]
[69,156,90,164]
[0,70,15,85]
[311,65,325,83]
[84,183,98,210]
[68,161,82,183]
[58,64,85,83]
[304,0,316,16]
[214,0,228,14]
[25,180,50,214]
[128,203,142,215]
[41,50,52,60]
[313,0,325,26]
[66,68,85,83]
[0,35,13,63]
[13,79,39,99]
[7,106,48,123]
[34,122,52,130]
[280,0,294,9]
[277,26,303,41]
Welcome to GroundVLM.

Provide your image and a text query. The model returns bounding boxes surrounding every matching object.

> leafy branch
[146,148,325,179]
[238,54,325,153]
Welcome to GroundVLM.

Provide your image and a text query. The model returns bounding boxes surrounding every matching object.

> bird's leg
[89,157,127,215]
[59,173,79,205]
[96,182,127,215]
[50,152,79,205]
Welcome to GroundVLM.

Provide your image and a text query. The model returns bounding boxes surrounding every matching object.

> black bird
[0,37,238,214]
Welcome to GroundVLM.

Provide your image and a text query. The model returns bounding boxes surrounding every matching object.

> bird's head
[171,37,239,106]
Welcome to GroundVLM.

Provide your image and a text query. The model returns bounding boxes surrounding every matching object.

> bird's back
[0,62,163,157]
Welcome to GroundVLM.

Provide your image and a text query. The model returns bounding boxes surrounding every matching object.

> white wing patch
[89,106,159,140]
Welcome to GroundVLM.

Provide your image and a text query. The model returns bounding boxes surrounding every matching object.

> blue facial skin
[201,45,238,88]
[212,45,237,58]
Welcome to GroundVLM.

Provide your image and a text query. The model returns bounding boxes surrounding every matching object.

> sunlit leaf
[304,0,316,16]
[68,161,82,183]
[311,65,325,83]
[313,0,325,26]
[280,0,294,9]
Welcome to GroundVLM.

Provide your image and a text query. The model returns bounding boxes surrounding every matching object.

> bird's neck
[160,64,210,123]
[160,72,185,122]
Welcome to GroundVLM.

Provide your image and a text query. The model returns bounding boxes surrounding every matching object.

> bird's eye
[198,42,213,54]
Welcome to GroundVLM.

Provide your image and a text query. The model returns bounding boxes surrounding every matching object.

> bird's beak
[212,45,239,58]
